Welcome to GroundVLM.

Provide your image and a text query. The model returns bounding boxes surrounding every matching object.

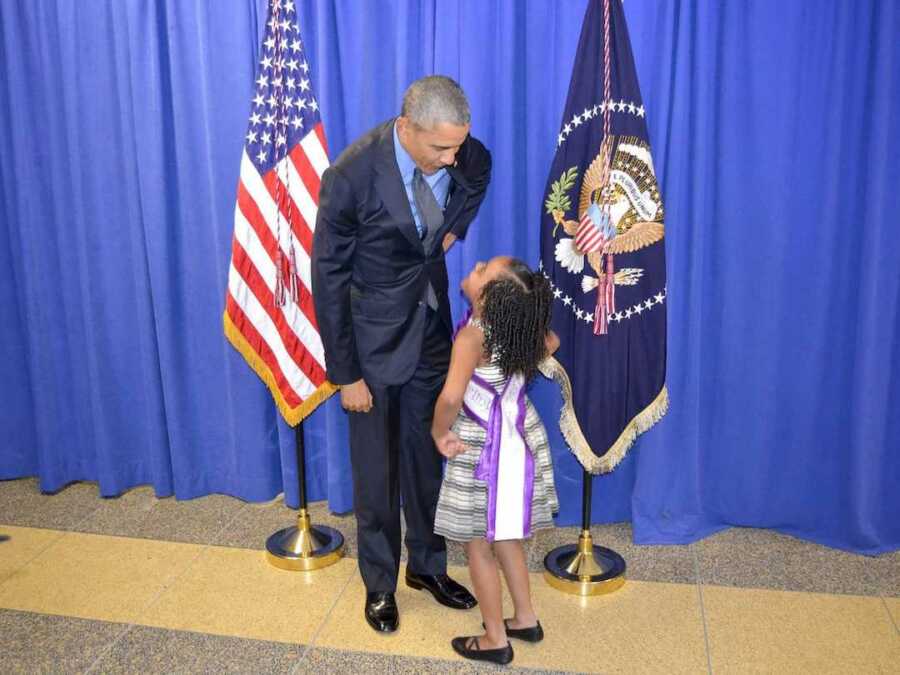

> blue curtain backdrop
[1,1,898,554]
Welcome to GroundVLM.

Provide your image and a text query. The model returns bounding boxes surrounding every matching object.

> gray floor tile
[0,608,127,675]
[76,487,248,545]
[216,498,358,556]
[447,522,696,586]
[90,624,303,674]
[446,537,470,568]
[296,646,577,674]
[523,522,697,584]
[695,527,887,596]
[0,477,102,530]
[868,549,900,598]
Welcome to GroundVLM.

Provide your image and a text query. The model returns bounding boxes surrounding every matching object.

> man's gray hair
[401,75,471,128]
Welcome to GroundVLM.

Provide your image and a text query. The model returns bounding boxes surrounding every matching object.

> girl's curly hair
[480,258,553,382]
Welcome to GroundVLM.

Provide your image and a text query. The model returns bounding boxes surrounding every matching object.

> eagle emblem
[545,135,665,334]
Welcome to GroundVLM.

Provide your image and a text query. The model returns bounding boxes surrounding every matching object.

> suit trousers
[348,307,451,592]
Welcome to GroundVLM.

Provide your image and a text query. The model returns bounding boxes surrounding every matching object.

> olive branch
[545,167,578,236]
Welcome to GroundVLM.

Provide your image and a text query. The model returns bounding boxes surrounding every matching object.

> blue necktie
[412,168,443,310]
[412,168,444,240]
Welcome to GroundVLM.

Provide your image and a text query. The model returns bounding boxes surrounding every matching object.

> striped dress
[434,360,559,543]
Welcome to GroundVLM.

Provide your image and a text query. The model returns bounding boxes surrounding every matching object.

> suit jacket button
[418,301,424,307]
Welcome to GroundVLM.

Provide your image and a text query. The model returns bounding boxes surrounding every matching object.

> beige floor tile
[313,563,479,661]
[143,547,356,644]
[885,597,900,632]
[517,576,708,674]
[0,530,202,623]
[314,563,706,674]
[703,585,900,674]
[0,525,64,584]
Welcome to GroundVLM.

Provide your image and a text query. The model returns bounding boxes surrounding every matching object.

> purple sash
[462,371,535,541]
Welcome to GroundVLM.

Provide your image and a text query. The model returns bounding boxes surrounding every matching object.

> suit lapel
[442,184,467,237]
[374,121,424,253]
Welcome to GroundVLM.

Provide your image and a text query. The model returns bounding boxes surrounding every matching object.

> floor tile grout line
[81,622,138,675]
[881,594,899,636]
[289,565,357,674]
[0,527,68,594]
[82,545,226,674]
[70,489,107,531]
[692,546,714,675]
[81,502,250,674]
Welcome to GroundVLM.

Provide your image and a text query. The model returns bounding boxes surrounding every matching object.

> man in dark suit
[311,76,491,633]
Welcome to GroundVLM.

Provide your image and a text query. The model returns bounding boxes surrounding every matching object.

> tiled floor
[1,477,898,673]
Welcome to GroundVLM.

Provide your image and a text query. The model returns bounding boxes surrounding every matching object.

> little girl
[432,256,559,665]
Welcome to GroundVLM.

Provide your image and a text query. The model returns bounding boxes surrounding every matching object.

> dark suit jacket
[311,119,491,387]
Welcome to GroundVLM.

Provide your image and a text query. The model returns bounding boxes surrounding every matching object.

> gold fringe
[224,311,338,426]
[538,356,668,474]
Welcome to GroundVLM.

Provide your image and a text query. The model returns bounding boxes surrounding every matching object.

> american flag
[224,0,336,425]
[575,210,605,253]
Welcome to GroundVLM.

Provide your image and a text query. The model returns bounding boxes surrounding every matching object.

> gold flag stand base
[543,469,626,596]
[265,423,344,572]
[543,529,626,596]
[266,507,344,571]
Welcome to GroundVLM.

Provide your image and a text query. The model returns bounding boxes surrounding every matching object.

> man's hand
[545,330,560,356]
[433,429,465,458]
[442,233,458,252]
[340,378,373,413]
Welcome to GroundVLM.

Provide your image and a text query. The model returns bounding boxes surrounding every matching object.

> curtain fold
[1,0,897,553]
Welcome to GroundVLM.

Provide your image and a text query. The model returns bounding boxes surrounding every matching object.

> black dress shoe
[451,636,513,665]
[504,618,544,643]
[405,571,477,609]
[365,592,399,633]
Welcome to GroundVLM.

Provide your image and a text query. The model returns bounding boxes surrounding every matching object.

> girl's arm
[431,325,482,458]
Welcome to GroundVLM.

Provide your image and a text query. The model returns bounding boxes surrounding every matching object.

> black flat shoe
[451,636,514,665]
[504,619,544,643]
[482,619,544,643]
[365,592,398,633]
[405,571,477,610]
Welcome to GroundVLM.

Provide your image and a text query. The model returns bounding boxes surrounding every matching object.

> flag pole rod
[265,421,344,571]
[542,469,626,595]
[581,465,593,531]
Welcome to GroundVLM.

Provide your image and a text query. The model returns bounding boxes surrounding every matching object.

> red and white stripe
[575,210,605,253]
[226,123,330,408]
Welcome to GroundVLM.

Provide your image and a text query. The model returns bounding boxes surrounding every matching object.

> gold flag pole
[543,468,625,595]
[266,423,344,571]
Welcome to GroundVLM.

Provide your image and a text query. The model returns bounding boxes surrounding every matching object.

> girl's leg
[464,539,507,648]
[494,540,538,629]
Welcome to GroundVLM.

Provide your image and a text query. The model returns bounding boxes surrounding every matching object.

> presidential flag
[539,0,667,472]
[224,0,337,425]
